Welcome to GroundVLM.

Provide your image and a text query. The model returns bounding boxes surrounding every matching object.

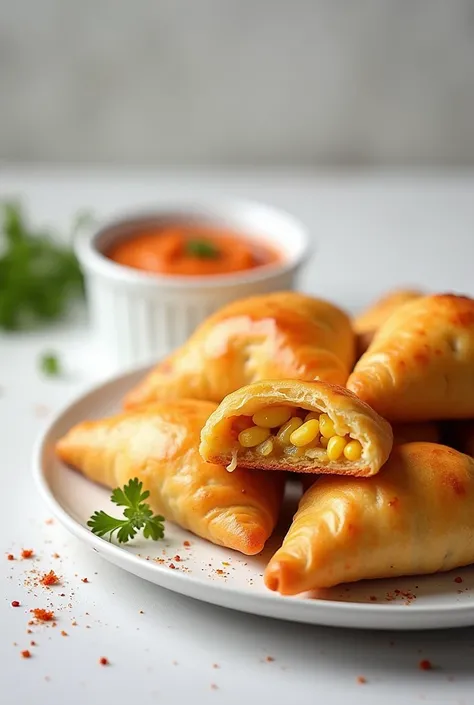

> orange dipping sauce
[106,224,282,277]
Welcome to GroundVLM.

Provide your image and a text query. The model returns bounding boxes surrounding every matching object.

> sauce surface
[106,224,282,276]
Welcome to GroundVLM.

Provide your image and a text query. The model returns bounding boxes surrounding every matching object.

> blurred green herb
[0,201,88,331]
[39,352,61,377]
[185,239,219,259]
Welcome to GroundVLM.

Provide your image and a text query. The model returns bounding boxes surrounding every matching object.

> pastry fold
[348,294,474,421]
[199,379,393,477]
[56,400,283,555]
[124,292,354,408]
[265,442,474,593]
[354,289,423,356]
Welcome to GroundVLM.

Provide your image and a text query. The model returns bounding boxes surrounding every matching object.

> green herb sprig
[0,201,86,331]
[87,478,165,544]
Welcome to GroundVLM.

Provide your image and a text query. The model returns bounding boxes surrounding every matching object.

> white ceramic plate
[34,367,474,630]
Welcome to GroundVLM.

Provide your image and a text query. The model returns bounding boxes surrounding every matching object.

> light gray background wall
[1,0,474,166]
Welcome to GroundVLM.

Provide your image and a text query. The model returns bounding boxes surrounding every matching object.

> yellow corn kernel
[257,437,274,456]
[326,435,347,461]
[238,426,271,448]
[320,435,329,447]
[344,440,363,461]
[289,419,320,447]
[276,417,303,445]
[319,413,336,439]
[252,405,293,429]
[304,411,320,422]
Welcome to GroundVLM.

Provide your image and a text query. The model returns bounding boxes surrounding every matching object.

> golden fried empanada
[265,442,474,593]
[56,400,283,555]
[392,422,440,445]
[354,289,423,356]
[347,294,474,421]
[124,292,354,408]
[199,379,392,477]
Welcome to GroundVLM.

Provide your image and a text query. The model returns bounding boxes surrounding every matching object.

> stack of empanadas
[56,289,474,596]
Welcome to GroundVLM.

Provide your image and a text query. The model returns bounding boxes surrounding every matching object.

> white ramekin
[76,199,310,370]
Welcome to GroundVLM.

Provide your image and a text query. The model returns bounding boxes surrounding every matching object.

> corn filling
[236,406,363,462]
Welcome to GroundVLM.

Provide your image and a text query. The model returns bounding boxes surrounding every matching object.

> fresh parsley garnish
[87,478,165,544]
[0,201,85,331]
[40,352,61,377]
[185,238,219,259]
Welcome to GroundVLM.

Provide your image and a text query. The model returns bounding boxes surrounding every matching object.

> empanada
[56,400,283,555]
[354,289,423,356]
[347,294,474,421]
[265,442,474,593]
[124,292,354,408]
[199,379,393,477]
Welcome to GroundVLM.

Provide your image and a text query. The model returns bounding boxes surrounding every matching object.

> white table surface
[2,168,474,705]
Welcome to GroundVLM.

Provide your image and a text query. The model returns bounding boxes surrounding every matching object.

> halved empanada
[199,379,393,477]
[348,294,474,421]
[124,292,354,408]
[56,400,284,555]
[354,289,423,356]
[265,442,474,593]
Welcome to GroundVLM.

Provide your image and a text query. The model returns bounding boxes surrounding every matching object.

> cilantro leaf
[88,479,165,544]
[40,352,61,377]
[185,239,219,259]
[111,477,150,509]
[87,511,128,540]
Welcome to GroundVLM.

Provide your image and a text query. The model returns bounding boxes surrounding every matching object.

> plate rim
[33,365,474,630]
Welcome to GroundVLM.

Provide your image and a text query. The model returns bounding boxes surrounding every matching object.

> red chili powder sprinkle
[81,578,89,583]
[21,549,34,559]
[454,576,463,584]
[26,629,32,634]
[99,657,109,666]
[215,569,225,575]
[11,600,20,607]
[357,676,367,684]
[52,553,60,559]
[169,563,176,569]
[211,684,218,690]
[265,656,275,662]
[173,555,181,561]
[61,631,68,637]
[40,571,59,586]
[30,641,36,646]
[212,663,220,669]
[45,519,54,525]
[21,650,31,659]
[71,621,78,626]
[419,659,432,671]
[7,554,14,561]
[183,540,191,547]
[30,608,55,622]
